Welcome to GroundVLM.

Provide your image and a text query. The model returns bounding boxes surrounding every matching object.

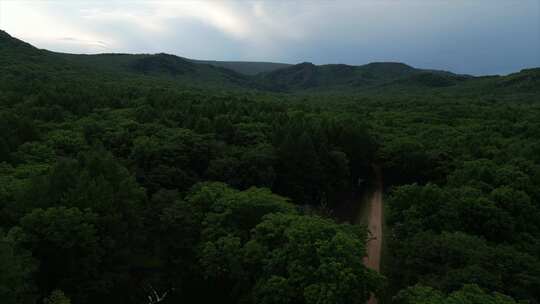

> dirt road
[363,167,383,304]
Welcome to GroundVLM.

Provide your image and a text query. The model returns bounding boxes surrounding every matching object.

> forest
[1,30,540,304]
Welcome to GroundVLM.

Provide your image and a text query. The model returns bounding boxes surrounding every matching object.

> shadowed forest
[1,30,540,304]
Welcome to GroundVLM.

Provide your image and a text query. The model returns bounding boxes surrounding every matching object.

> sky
[0,0,539,75]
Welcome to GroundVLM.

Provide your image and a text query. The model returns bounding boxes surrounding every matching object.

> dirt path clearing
[363,167,383,304]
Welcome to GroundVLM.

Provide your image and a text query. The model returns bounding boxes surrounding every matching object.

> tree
[394,284,519,304]
[247,213,384,304]
[12,207,101,304]
[168,183,386,304]
[389,231,540,301]
[275,132,323,205]
[44,290,71,304]
[0,230,36,304]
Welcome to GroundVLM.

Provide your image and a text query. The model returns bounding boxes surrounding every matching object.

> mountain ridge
[1,29,538,94]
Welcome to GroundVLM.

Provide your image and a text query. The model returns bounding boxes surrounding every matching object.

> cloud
[58,37,109,50]
[79,7,165,33]
[0,1,114,52]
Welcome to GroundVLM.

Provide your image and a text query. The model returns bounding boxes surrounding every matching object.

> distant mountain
[258,61,473,91]
[0,30,538,94]
[60,52,255,87]
[387,71,472,88]
[496,68,540,91]
[190,59,291,75]
[0,30,36,51]
[0,30,258,89]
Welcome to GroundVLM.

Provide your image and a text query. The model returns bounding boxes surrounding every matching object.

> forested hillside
[190,59,291,75]
[1,30,539,304]
[2,30,538,95]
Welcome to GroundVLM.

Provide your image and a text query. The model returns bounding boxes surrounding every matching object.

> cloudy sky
[1,0,539,75]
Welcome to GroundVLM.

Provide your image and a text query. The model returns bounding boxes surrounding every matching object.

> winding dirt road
[363,167,383,304]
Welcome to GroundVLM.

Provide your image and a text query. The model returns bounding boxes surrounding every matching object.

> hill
[0,29,538,95]
[0,30,258,90]
[258,61,475,91]
[190,59,291,75]
[60,52,257,88]
[258,62,415,90]
[496,68,540,91]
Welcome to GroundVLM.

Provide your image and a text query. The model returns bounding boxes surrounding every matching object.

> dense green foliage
[0,30,539,303]
[191,59,291,76]
[381,99,540,303]
[394,284,520,304]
